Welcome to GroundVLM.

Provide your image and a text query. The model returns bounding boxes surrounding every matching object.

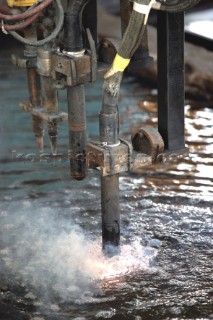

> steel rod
[42,76,59,155]
[100,92,120,255]
[67,84,87,180]
[25,26,44,152]
[101,174,120,255]
[27,67,44,152]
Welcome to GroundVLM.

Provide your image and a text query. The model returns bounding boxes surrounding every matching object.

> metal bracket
[132,125,189,163]
[19,102,68,123]
[86,28,97,82]
[11,54,37,69]
[132,125,165,163]
[87,139,151,176]
[51,52,91,87]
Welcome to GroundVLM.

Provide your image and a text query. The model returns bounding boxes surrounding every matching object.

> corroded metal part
[26,67,44,152]
[37,49,52,77]
[131,151,152,172]
[42,73,59,154]
[87,141,128,176]
[51,52,91,87]
[132,125,165,163]
[157,147,189,163]
[47,121,58,155]
[87,140,151,176]
[11,54,37,69]
[86,28,97,82]
[101,173,120,254]
[19,103,68,122]
[67,84,87,180]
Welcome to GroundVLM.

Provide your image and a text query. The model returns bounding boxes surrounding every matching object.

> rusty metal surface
[52,52,91,87]
[132,125,165,163]
[87,141,129,176]
[19,103,68,122]
[101,173,120,252]
[11,53,37,68]
[26,68,42,108]
[41,76,58,114]
[67,84,87,180]
[37,49,52,77]
[87,140,152,176]
[86,28,97,82]
[26,66,44,151]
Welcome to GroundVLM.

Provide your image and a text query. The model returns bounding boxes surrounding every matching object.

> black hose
[103,0,151,97]
[118,10,146,59]
[8,0,64,46]
[156,0,200,12]
[64,0,89,52]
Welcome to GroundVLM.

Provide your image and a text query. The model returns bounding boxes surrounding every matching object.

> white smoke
[0,199,157,303]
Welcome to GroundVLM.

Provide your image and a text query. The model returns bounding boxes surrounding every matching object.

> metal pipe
[24,27,44,151]
[64,0,89,179]
[67,84,87,180]
[100,92,120,255]
[27,68,44,151]
[101,174,120,255]
[41,75,59,155]
[37,48,59,155]
[99,93,119,146]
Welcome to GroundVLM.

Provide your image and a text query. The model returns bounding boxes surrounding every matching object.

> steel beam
[157,11,185,152]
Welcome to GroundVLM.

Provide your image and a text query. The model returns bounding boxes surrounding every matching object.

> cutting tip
[50,136,57,155]
[36,136,44,152]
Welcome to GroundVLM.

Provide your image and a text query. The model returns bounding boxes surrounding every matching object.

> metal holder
[11,1,189,256]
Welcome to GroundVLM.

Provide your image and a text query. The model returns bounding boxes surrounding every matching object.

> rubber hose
[8,0,64,46]
[67,0,89,14]
[3,12,39,31]
[118,12,146,59]
[155,0,200,12]
[118,0,150,58]
[64,0,89,52]
[0,0,52,21]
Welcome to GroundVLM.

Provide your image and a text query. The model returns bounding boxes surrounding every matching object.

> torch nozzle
[48,122,58,155]
[32,115,44,152]
[36,136,44,152]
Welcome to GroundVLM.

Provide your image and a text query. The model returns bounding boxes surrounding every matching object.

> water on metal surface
[0,48,213,320]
